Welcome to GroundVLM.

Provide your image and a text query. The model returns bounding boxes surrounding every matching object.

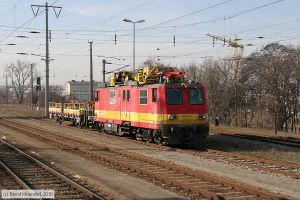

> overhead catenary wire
[170,0,286,28]
[0,0,292,42]
[59,0,104,18]
[7,31,298,66]
[136,0,236,33]
[2,0,299,38]
[110,0,285,41]
[128,0,287,38]
[0,0,60,43]
[234,18,300,35]
[81,0,156,30]
[2,29,299,55]
[0,0,24,23]
[0,12,44,43]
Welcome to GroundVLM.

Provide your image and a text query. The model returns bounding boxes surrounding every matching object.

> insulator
[173,35,175,46]
[114,33,117,45]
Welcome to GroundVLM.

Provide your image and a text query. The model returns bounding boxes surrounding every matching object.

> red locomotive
[94,66,209,146]
[49,66,209,146]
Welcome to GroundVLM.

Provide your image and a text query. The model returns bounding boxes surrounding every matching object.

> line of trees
[182,43,300,133]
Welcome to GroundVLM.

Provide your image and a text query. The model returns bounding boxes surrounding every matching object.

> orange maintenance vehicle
[94,66,209,146]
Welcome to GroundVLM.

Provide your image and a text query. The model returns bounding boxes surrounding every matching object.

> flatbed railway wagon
[49,102,63,118]
[49,102,95,127]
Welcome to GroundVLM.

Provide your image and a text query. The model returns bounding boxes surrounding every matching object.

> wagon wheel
[153,134,162,144]
[143,129,153,143]
[96,123,103,133]
[153,130,162,144]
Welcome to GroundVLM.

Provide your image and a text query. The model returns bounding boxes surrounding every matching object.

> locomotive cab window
[122,90,126,101]
[139,90,147,104]
[109,90,116,104]
[95,91,99,101]
[189,88,204,105]
[152,88,157,102]
[127,90,130,101]
[166,89,182,105]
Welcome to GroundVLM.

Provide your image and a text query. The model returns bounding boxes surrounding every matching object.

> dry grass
[205,133,300,165]
[210,125,300,140]
[0,104,44,118]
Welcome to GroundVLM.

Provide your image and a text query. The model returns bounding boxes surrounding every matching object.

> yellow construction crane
[206,33,245,80]
[206,33,244,59]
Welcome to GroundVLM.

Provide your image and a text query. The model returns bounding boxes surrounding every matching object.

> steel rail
[219,133,300,148]
[0,160,34,190]
[0,161,43,200]
[0,138,106,200]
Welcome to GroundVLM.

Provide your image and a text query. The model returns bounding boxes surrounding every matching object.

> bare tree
[5,60,38,104]
[49,85,64,102]
[143,57,168,68]
[182,63,203,83]
[241,43,300,132]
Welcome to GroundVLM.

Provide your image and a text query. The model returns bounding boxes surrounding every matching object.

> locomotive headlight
[199,114,208,120]
[168,114,176,120]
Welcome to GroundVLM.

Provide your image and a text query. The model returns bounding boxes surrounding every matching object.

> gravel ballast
[14,118,300,199]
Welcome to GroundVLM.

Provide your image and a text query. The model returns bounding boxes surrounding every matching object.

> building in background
[64,80,101,102]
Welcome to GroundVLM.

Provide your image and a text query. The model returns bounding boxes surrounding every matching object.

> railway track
[0,119,288,199]
[0,138,106,200]
[0,162,24,191]
[101,133,300,180]
[218,133,300,148]
[29,118,300,180]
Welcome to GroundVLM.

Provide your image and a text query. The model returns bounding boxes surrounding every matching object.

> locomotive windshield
[166,89,183,105]
[189,88,204,105]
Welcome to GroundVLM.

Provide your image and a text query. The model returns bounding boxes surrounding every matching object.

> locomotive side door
[120,89,130,121]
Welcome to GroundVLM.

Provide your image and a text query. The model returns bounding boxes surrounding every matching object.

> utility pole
[45,2,49,117]
[30,64,34,110]
[102,59,106,85]
[102,59,112,85]
[11,68,14,107]
[89,41,93,101]
[133,22,135,72]
[31,2,62,117]
[5,75,8,104]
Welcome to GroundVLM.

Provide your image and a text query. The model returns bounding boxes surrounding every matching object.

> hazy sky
[0,0,299,85]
